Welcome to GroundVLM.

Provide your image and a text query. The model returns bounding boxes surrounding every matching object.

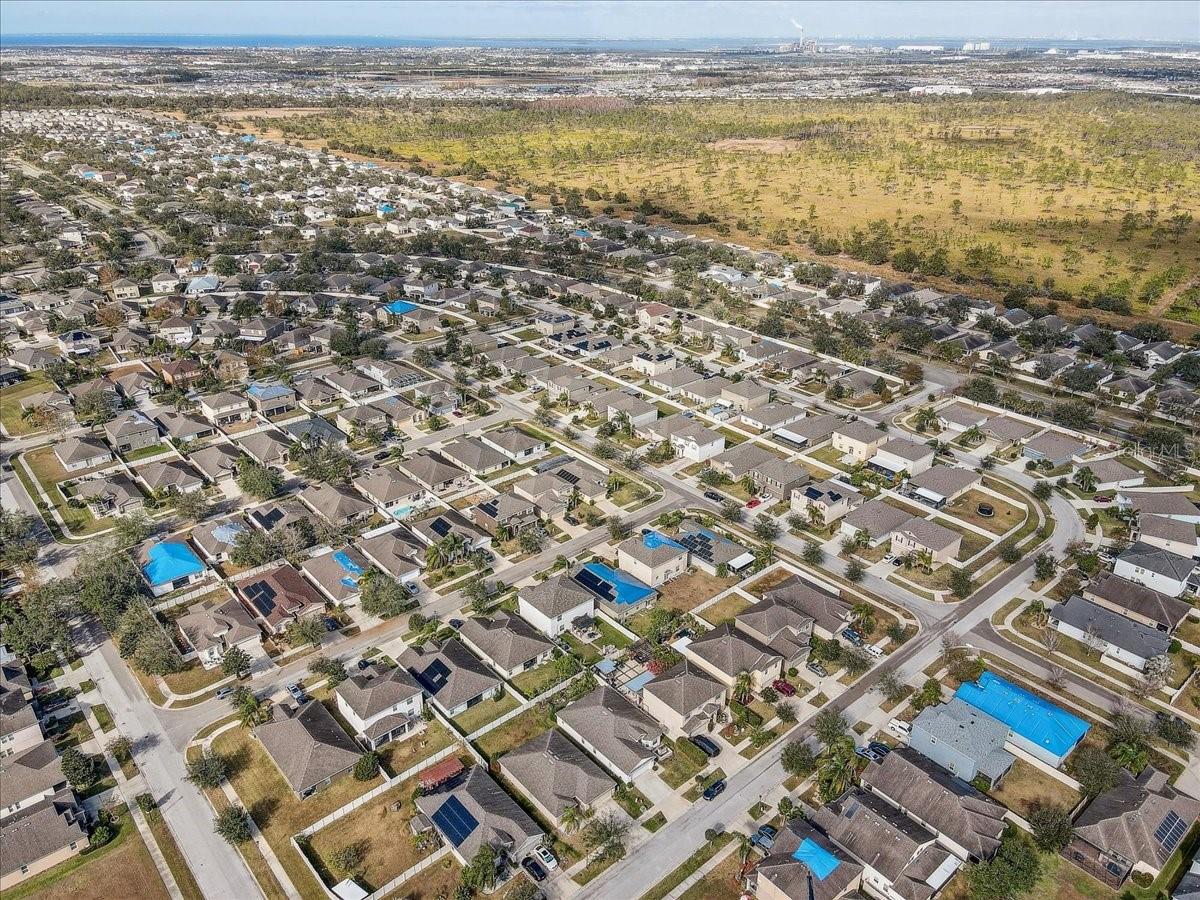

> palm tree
[561,804,584,834]
[735,831,755,869]
[1073,467,1097,494]
[236,690,271,727]
[817,739,859,802]
[732,670,753,704]
[913,406,938,432]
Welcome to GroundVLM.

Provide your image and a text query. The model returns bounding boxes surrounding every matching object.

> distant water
[3,33,1196,52]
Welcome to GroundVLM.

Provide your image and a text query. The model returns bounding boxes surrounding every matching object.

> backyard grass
[123,443,171,462]
[451,691,521,735]
[304,769,444,893]
[594,617,635,650]
[7,808,167,900]
[474,702,556,762]
[562,632,603,665]
[211,725,384,900]
[987,759,1080,819]
[944,489,1026,536]
[510,658,578,699]
[657,571,739,613]
[23,447,114,535]
[744,568,793,598]
[377,720,458,778]
[805,444,851,472]
[699,593,751,626]
[50,712,95,751]
[929,518,992,562]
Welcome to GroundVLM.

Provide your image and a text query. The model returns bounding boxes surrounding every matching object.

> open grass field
[236,94,1200,326]
[986,759,1080,819]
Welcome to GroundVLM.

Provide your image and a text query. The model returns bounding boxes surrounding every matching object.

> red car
[772,679,796,697]
[746,497,762,509]
[1093,495,1113,504]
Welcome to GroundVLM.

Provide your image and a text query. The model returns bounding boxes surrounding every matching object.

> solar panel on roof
[419,659,452,693]
[557,469,580,486]
[245,581,277,615]
[431,795,478,848]
[572,568,615,602]
[430,517,452,538]
[1154,811,1187,852]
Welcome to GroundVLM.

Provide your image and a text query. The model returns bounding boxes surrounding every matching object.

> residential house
[480,428,545,462]
[0,787,86,890]
[762,576,852,640]
[74,474,144,516]
[0,692,43,758]
[1023,431,1090,468]
[1050,595,1172,673]
[617,531,689,587]
[680,622,783,694]
[1114,542,1197,598]
[154,410,216,444]
[891,518,962,568]
[499,729,615,825]
[749,820,863,900]
[138,459,205,495]
[909,699,1015,787]
[1083,572,1192,634]
[674,519,755,575]
[397,451,471,495]
[176,595,261,670]
[640,659,726,739]
[300,547,371,606]
[198,391,252,427]
[1136,516,1200,560]
[103,410,159,454]
[357,528,424,586]
[414,767,543,866]
[518,574,596,638]
[236,563,326,635]
[159,358,203,389]
[298,483,374,527]
[253,701,360,798]
[1069,767,1200,886]
[54,436,112,473]
[353,466,425,517]
[245,382,297,418]
[869,438,936,479]
[841,499,914,548]
[399,638,502,718]
[906,467,981,509]
[238,428,291,468]
[832,421,889,463]
[457,613,555,680]
[439,437,508,477]
[556,685,664,782]
[793,479,864,526]
[733,598,813,670]
[334,664,425,750]
[190,515,250,563]
[470,491,540,537]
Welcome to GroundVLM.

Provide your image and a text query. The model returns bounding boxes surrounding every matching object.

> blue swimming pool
[577,562,654,606]
[391,504,416,519]
[142,540,205,587]
[385,299,417,315]
[625,671,656,693]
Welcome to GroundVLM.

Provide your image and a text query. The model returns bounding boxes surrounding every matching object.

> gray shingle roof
[253,701,360,794]
[1052,595,1171,661]
[499,729,615,819]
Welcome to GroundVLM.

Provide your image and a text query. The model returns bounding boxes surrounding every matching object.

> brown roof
[253,701,360,794]
[1074,767,1200,871]
[500,729,615,819]
[0,740,66,809]
[236,563,324,630]
[0,788,85,877]
[335,666,422,722]
[1083,571,1192,631]
[762,576,852,635]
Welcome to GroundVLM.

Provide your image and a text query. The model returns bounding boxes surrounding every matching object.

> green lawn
[657,739,707,789]
[0,371,54,436]
[452,691,521,735]
[474,703,557,762]
[510,658,579,699]
[122,443,170,462]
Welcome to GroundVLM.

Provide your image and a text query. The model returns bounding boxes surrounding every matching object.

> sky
[1,0,1196,42]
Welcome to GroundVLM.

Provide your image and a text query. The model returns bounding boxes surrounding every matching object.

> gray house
[909,698,1015,787]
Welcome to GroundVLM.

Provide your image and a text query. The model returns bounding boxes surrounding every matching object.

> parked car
[357,659,372,671]
[1094,494,1113,504]
[448,618,464,629]
[452,411,465,418]
[746,497,762,509]
[883,553,896,563]
[865,644,884,659]
[772,679,796,697]
[702,779,727,801]
[373,450,390,461]
[404,582,420,595]
[323,617,339,632]
[806,661,828,678]
[521,857,547,883]
[886,718,912,738]
[534,845,559,871]
[751,825,778,851]
[287,683,307,703]
[215,687,235,701]
[867,741,892,757]
[703,491,723,502]
[843,629,864,646]
[891,557,904,566]
[690,735,721,758]
[854,745,883,762]
[681,410,695,418]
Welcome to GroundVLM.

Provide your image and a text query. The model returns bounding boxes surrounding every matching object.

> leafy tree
[186,752,228,789]
[294,443,356,484]
[236,459,283,500]
[813,708,848,747]
[329,842,365,877]
[310,655,348,687]
[720,500,743,522]
[877,672,908,704]
[844,560,865,582]
[353,751,380,782]
[1032,480,1053,501]
[754,514,781,541]
[214,805,252,844]
[74,388,116,426]
[1069,745,1120,797]
[1152,711,1195,750]
[168,489,209,523]
[949,569,974,598]
[965,828,1040,900]
[359,569,411,618]
[1028,804,1073,852]
[518,528,546,554]
[460,843,497,891]
[111,512,153,549]
[287,616,327,648]
[582,811,629,864]
[60,747,99,787]
[222,647,252,679]
[776,701,797,724]
[802,540,825,565]
[0,581,75,655]
[233,687,271,727]
[0,508,39,575]
[1034,553,1057,581]
[910,678,943,712]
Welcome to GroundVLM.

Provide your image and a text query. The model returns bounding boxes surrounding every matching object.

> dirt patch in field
[707,138,813,154]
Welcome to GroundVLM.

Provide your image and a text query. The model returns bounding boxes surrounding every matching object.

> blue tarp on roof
[954,671,1089,759]
[643,530,686,552]
[247,381,292,400]
[211,522,246,544]
[793,838,840,881]
[142,541,205,587]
